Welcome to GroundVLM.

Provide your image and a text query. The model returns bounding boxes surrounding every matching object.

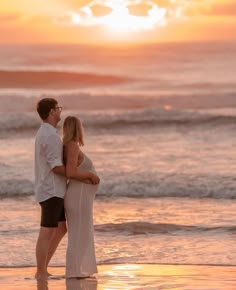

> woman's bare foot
[35,272,49,280]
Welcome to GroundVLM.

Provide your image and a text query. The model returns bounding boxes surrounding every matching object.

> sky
[0,0,236,44]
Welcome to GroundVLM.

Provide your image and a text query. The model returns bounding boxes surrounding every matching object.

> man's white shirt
[34,122,66,202]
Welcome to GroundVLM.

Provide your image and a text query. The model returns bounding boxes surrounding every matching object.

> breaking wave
[0,108,236,133]
[95,222,236,235]
[0,174,235,199]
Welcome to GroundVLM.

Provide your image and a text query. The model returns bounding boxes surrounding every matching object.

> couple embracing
[34,98,100,280]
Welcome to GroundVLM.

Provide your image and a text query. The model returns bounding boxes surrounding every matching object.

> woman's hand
[87,172,100,185]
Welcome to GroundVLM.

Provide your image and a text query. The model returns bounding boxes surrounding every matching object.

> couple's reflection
[37,277,97,290]
[66,278,98,289]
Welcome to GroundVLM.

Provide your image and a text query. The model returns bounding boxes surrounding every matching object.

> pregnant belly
[84,182,99,194]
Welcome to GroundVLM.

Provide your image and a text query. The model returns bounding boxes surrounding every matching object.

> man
[34,98,99,280]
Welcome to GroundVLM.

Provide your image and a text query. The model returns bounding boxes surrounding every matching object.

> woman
[63,116,99,279]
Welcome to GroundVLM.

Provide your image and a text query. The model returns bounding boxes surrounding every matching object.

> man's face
[52,105,62,123]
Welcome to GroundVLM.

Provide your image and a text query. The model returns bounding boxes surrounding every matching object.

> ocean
[0,41,235,269]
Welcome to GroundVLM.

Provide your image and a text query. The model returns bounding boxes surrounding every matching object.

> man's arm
[53,165,94,184]
[52,166,66,176]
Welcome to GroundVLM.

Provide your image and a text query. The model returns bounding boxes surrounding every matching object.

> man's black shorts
[39,196,66,228]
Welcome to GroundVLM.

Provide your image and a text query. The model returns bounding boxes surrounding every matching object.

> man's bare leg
[35,227,56,280]
[46,221,67,269]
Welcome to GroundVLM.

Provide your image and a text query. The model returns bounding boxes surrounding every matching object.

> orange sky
[0,0,236,44]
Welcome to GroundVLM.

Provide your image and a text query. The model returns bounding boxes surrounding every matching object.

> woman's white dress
[65,154,98,278]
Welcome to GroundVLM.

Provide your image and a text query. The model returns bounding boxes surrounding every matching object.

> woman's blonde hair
[62,116,84,146]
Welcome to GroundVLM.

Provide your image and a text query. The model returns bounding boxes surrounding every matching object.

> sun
[70,0,167,33]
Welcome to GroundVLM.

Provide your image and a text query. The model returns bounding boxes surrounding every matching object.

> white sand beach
[0,264,236,290]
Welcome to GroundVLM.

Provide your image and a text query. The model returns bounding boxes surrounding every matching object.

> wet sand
[0,264,236,289]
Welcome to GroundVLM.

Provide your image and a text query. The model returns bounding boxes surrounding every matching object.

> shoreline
[1,264,236,289]
[2,261,236,268]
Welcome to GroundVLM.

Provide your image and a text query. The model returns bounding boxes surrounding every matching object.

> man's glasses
[54,106,63,112]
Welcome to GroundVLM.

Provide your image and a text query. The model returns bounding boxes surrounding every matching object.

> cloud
[29,15,53,25]
[180,0,236,17]
[206,1,236,16]
[0,13,21,23]
[58,0,175,29]
[90,4,112,16]
[69,0,93,9]
[128,3,154,16]
[56,0,236,31]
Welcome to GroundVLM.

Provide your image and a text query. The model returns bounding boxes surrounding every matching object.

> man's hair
[37,98,58,120]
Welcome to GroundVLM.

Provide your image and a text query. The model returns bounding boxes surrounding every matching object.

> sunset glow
[70,1,167,33]
[0,0,236,43]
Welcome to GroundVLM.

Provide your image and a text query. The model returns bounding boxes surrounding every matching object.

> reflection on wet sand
[36,276,97,290]
[1,264,235,290]
[66,278,98,290]
[37,279,48,290]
